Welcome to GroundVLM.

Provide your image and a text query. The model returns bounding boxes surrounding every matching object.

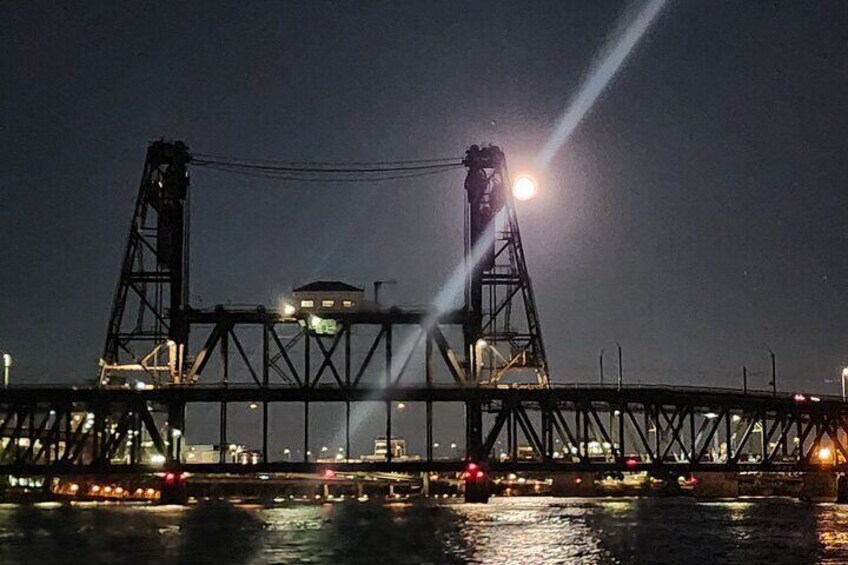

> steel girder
[0,386,845,474]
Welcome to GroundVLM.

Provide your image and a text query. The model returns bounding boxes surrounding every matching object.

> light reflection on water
[0,497,846,564]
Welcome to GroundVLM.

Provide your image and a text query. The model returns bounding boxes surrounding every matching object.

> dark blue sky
[2,1,847,395]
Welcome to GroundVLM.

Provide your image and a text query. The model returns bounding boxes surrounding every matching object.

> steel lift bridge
[1,140,848,502]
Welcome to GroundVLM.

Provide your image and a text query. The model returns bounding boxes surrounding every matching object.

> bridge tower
[462,145,548,387]
[100,140,191,385]
[462,145,548,501]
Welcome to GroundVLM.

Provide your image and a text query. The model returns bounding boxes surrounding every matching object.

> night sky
[2,1,847,400]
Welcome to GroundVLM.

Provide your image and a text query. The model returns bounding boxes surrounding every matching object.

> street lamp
[2,353,11,388]
[841,367,848,402]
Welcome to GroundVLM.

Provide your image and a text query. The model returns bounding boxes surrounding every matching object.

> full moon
[512,175,537,201]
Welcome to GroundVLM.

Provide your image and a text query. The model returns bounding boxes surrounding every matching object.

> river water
[0,497,846,564]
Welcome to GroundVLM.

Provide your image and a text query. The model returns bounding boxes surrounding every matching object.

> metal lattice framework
[0,386,846,475]
[463,145,548,386]
[101,141,191,383]
[99,141,547,393]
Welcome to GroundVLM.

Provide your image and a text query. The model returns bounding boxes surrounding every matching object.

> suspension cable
[191,151,464,183]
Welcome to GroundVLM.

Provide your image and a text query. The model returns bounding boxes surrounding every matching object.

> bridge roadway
[0,384,846,476]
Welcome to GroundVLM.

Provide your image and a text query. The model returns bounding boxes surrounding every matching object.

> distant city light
[512,175,537,201]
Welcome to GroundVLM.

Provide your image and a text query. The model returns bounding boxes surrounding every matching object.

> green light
[309,316,338,335]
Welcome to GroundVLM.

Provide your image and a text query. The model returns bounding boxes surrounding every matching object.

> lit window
[343,300,355,308]
[321,299,335,308]
[300,299,314,308]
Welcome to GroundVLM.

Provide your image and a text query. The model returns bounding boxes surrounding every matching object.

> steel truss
[180,307,468,388]
[0,386,846,475]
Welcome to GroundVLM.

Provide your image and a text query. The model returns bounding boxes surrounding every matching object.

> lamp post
[599,348,605,385]
[2,353,11,388]
[616,342,623,391]
[766,347,776,397]
[841,367,848,402]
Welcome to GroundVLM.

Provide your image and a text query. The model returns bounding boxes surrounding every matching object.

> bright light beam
[331,223,497,452]
[536,0,671,170]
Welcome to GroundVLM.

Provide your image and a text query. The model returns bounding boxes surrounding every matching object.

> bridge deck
[0,384,844,475]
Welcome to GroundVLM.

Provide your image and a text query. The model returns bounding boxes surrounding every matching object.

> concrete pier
[801,472,837,502]
[551,472,596,497]
[693,472,738,499]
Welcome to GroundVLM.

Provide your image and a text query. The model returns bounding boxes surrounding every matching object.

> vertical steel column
[345,401,351,461]
[425,333,433,386]
[466,401,483,462]
[385,324,392,463]
[304,402,310,462]
[510,405,518,461]
[618,404,625,459]
[725,409,732,462]
[27,407,35,465]
[64,405,72,462]
[219,401,227,464]
[262,323,269,464]
[220,328,229,385]
[426,401,433,462]
[304,334,310,388]
[689,407,696,462]
[543,402,553,460]
[345,325,351,388]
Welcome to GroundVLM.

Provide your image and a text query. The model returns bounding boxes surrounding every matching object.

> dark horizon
[1,1,847,394]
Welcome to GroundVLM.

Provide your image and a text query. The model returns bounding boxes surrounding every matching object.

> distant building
[361,436,419,462]
[182,444,219,464]
[292,281,365,313]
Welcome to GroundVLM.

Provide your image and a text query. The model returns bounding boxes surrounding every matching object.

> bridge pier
[159,472,187,505]
[837,474,848,503]
[801,472,837,502]
[463,478,490,503]
[693,472,738,499]
[551,472,596,497]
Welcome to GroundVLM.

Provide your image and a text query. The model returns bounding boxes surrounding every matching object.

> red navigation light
[574,477,583,485]
[625,458,638,468]
[463,462,483,481]
[323,468,336,479]
[164,472,175,485]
